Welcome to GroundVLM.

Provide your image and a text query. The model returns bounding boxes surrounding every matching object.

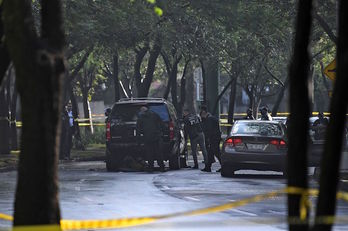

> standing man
[136,106,165,172]
[200,106,222,172]
[244,108,255,120]
[66,102,75,159]
[313,112,329,140]
[260,106,272,121]
[183,108,210,172]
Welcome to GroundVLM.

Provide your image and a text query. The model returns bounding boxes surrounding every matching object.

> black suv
[105,98,186,171]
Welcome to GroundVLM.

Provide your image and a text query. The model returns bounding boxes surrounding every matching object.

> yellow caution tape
[1,187,347,230]
[12,225,61,231]
[0,213,12,221]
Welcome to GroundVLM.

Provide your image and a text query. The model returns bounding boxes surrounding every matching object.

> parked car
[272,116,288,125]
[221,120,288,177]
[105,98,186,171]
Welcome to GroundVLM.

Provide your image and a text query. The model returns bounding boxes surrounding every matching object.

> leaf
[147,0,156,4]
[154,6,163,16]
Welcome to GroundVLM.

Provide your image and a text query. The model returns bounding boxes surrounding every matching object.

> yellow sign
[323,59,336,81]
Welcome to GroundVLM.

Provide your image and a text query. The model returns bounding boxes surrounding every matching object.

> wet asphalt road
[1,160,348,231]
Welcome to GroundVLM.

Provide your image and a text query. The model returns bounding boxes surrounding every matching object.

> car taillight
[225,137,242,146]
[169,121,174,140]
[106,122,111,141]
[270,139,287,148]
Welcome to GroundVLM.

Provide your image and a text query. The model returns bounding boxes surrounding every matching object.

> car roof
[114,98,168,105]
[236,120,283,125]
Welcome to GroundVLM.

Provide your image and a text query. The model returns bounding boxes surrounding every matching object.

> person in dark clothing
[200,106,222,172]
[313,112,329,140]
[313,112,329,126]
[183,108,210,172]
[260,106,272,121]
[136,106,165,172]
[244,108,255,120]
[60,106,71,160]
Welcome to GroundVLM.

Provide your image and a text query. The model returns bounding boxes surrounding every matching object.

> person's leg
[145,142,154,171]
[205,140,214,165]
[190,137,199,168]
[198,133,210,170]
[211,138,222,172]
[212,138,222,164]
[156,139,165,171]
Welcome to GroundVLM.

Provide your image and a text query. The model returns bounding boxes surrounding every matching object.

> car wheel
[169,154,181,170]
[221,166,235,177]
[105,149,122,172]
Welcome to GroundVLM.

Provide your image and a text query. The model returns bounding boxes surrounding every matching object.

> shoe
[201,168,211,172]
[193,165,198,169]
[216,168,221,172]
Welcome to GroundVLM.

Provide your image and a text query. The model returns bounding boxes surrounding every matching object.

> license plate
[247,144,264,150]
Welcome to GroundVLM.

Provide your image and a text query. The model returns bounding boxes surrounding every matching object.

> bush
[79,126,105,147]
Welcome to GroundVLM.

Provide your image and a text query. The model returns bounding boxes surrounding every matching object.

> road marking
[268,209,285,215]
[231,209,257,216]
[185,196,200,201]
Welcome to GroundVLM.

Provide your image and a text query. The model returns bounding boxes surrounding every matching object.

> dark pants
[207,138,221,165]
[191,133,209,168]
[145,140,164,168]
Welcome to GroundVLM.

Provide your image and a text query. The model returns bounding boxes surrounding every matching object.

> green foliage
[63,0,337,110]
[79,126,105,146]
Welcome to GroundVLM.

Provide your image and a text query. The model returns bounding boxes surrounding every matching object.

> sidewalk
[0,145,106,172]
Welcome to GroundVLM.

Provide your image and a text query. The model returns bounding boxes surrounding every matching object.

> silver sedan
[221,120,288,177]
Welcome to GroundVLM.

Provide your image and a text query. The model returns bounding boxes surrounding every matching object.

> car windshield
[111,103,169,122]
[232,122,282,136]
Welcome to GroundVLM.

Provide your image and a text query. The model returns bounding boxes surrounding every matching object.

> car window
[111,103,169,122]
[149,104,170,122]
[232,122,282,136]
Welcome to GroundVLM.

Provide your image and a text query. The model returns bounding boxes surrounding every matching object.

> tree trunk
[287,1,313,231]
[177,59,190,117]
[70,88,84,150]
[134,46,148,97]
[0,5,11,154]
[200,59,207,105]
[138,40,161,97]
[271,77,289,116]
[82,87,92,134]
[227,77,237,124]
[185,64,195,113]
[0,86,10,154]
[63,47,93,105]
[10,78,18,150]
[3,0,65,226]
[113,52,120,102]
[170,61,179,110]
[314,2,348,230]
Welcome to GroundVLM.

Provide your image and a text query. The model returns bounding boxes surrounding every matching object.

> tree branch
[263,64,284,87]
[313,11,337,45]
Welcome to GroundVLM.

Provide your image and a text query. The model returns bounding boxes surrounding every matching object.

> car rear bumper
[221,151,286,171]
[106,142,173,159]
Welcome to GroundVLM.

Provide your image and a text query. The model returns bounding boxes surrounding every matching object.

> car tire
[105,149,122,172]
[221,166,235,177]
[169,154,181,170]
